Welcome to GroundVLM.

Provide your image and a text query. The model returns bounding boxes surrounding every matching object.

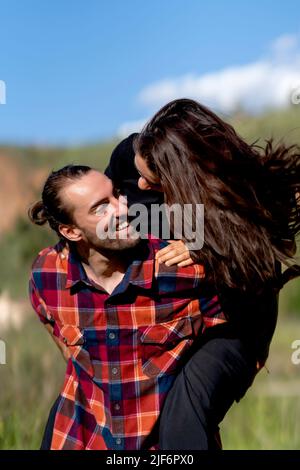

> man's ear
[59,224,83,242]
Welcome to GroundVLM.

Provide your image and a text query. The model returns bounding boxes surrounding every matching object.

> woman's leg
[159,336,258,450]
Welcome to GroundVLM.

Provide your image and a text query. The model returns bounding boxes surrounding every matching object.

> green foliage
[279,277,300,318]
[0,139,117,172]
[0,218,56,298]
[0,317,65,449]
[231,105,300,147]
[222,316,300,449]
[222,394,300,449]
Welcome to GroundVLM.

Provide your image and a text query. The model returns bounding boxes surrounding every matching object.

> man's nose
[138,176,151,191]
[111,195,128,218]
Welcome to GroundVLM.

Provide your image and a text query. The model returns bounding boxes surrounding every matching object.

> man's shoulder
[147,236,205,291]
[31,240,66,273]
[156,261,205,293]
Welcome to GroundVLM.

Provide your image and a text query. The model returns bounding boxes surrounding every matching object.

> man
[29,164,226,450]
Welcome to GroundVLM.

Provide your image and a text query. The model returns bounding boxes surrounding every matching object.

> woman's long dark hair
[134,98,300,292]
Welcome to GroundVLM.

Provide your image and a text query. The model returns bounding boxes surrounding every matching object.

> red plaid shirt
[29,236,226,450]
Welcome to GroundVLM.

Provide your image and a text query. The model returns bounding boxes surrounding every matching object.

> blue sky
[0,0,299,144]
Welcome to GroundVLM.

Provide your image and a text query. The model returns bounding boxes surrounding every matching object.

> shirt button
[109,332,116,340]
[116,438,121,445]
[112,367,118,375]
[114,403,120,411]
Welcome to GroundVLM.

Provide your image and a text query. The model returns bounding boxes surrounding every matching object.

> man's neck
[76,243,130,294]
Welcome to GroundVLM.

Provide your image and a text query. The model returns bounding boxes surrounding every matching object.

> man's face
[60,170,140,250]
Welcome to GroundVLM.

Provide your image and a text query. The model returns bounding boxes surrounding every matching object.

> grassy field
[222,318,300,449]
[0,296,299,449]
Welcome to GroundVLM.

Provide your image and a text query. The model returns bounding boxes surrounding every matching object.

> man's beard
[92,236,141,251]
[85,217,141,252]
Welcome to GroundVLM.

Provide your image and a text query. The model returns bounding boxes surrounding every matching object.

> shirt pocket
[60,325,85,346]
[139,316,195,378]
[59,325,95,378]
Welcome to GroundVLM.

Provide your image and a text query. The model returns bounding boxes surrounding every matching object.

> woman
[132,98,300,449]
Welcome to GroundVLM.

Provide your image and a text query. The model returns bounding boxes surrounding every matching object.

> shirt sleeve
[29,276,55,326]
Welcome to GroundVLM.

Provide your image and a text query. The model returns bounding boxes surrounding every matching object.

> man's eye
[95,203,109,216]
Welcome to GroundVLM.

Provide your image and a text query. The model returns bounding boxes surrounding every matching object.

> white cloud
[138,33,300,114]
[117,118,148,138]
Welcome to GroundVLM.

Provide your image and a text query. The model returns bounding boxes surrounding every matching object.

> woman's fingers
[177,259,194,267]
[156,241,187,263]
[155,242,177,259]
[164,252,193,267]
[156,240,193,267]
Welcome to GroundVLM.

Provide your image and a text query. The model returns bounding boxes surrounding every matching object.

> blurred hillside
[0,139,118,234]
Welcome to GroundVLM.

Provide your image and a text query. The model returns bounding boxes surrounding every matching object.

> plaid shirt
[29,236,226,450]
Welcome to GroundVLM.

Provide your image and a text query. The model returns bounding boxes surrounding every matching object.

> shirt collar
[62,238,156,292]
[65,246,91,289]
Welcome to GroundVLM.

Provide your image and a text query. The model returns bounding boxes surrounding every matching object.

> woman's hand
[155,240,194,267]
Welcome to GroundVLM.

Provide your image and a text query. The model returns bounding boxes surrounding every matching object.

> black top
[105,133,166,238]
[105,133,164,209]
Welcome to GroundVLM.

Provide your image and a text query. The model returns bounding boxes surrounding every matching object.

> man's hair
[28,164,92,236]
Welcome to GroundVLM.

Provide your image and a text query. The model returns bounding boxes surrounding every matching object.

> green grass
[0,317,65,449]
[0,139,117,173]
[222,394,300,450]
[222,316,300,449]
[230,105,300,147]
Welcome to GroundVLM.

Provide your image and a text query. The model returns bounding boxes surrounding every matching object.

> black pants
[40,395,61,450]
[158,333,257,450]
[40,332,257,450]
